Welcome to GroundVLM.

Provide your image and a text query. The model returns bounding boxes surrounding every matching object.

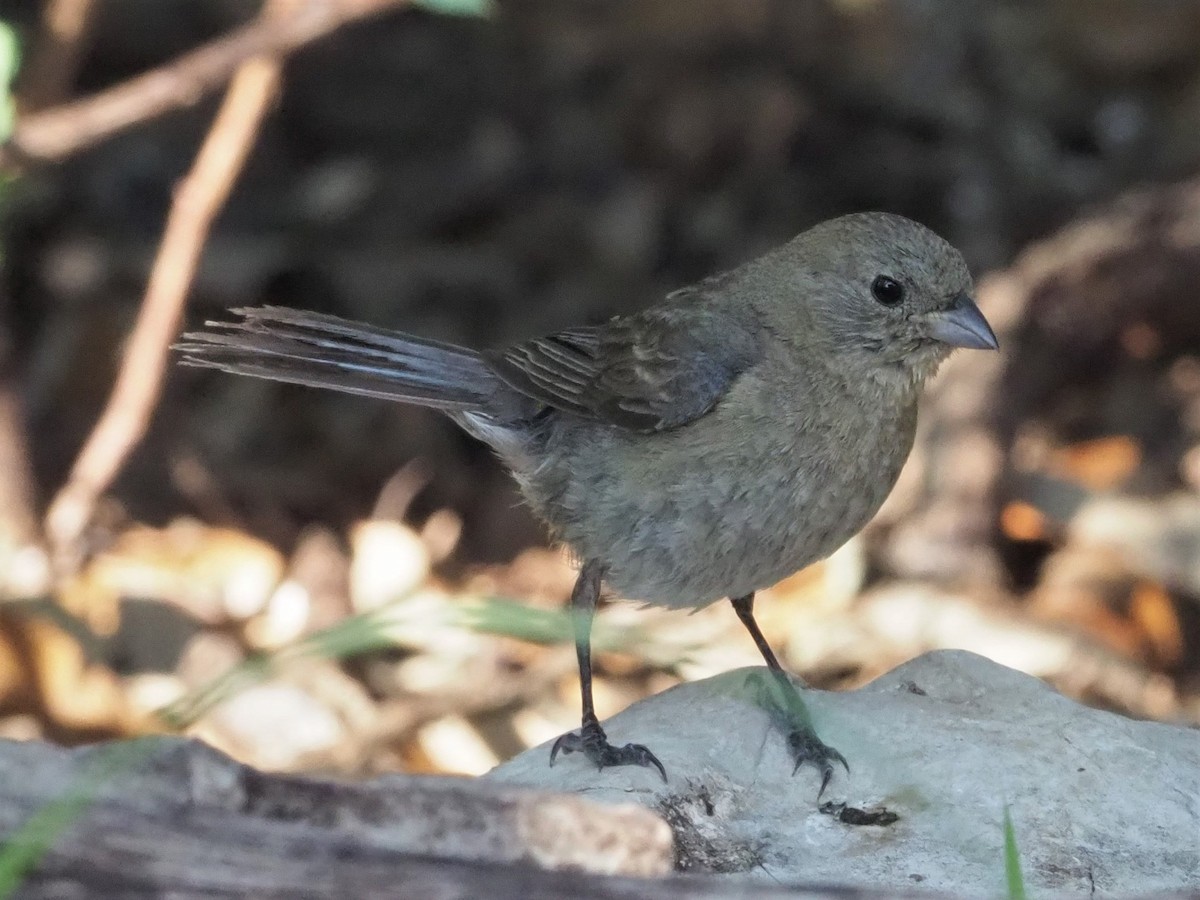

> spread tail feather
[176,306,502,412]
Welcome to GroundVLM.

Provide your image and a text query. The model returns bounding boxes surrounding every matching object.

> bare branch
[2,0,407,169]
[0,375,39,550]
[44,4,292,568]
[15,0,101,112]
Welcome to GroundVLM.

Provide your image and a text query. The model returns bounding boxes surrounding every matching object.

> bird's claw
[745,669,849,800]
[549,721,667,782]
[788,727,849,800]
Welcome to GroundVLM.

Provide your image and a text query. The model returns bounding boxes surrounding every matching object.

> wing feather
[484,300,759,432]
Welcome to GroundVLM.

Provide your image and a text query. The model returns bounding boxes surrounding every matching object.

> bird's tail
[176,306,503,412]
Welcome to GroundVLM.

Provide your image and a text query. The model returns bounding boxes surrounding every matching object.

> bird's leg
[550,561,666,781]
[731,592,848,798]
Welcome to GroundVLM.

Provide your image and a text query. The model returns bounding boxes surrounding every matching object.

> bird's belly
[609,470,876,607]
[546,428,901,609]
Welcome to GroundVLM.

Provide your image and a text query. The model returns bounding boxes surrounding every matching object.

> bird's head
[753,212,998,391]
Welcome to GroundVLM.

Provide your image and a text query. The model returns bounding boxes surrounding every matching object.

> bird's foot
[746,669,849,800]
[787,724,849,800]
[549,718,667,782]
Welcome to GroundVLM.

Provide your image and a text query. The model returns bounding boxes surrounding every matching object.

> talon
[550,731,580,766]
[833,748,850,774]
[818,766,833,801]
[623,742,667,782]
[745,668,848,790]
[788,729,849,799]
[546,724,667,780]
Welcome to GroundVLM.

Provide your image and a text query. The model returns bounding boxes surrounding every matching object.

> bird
[177,212,998,795]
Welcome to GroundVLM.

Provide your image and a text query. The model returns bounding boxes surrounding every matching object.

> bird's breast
[530,374,918,609]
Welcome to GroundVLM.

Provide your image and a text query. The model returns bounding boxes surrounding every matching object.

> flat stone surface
[489,650,1200,896]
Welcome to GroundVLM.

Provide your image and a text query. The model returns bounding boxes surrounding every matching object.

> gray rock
[489,650,1200,896]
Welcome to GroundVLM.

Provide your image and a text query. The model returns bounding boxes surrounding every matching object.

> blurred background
[0,0,1198,777]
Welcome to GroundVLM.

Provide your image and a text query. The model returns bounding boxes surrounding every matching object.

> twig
[15,0,101,112]
[1,0,407,170]
[0,0,101,602]
[43,4,291,569]
[0,372,39,551]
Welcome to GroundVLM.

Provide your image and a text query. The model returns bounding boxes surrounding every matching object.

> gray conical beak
[927,294,999,350]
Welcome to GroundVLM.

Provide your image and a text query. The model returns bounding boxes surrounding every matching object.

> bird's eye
[871,275,904,306]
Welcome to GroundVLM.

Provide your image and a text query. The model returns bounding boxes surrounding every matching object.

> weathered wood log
[0,735,890,898]
[0,735,672,898]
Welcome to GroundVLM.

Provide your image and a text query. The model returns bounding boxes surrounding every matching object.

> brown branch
[0,374,39,552]
[1,0,408,170]
[0,2,102,583]
[43,6,290,570]
[15,0,101,112]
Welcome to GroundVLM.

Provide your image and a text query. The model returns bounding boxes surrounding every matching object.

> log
[0,735,862,898]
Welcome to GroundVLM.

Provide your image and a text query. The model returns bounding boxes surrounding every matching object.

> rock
[489,650,1200,896]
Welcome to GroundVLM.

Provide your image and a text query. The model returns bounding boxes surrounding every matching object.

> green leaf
[1003,804,1028,900]
[0,22,18,87]
[413,0,494,18]
[0,21,19,145]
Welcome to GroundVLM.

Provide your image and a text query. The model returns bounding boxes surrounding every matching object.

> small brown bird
[178,212,997,793]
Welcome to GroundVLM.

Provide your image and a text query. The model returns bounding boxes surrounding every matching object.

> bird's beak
[926,294,999,350]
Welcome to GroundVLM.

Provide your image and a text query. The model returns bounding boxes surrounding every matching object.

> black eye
[872,275,904,306]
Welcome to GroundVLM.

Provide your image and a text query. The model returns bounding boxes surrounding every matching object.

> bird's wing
[483,300,759,432]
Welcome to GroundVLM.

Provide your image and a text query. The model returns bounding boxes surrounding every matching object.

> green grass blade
[1003,804,1028,900]
[159,590,696,731]
[157,606,402,729]
[0,737,164,898]
[457,597,573,644]
[413,0,494,17]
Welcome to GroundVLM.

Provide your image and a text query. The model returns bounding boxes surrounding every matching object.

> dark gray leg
[731,591,784,669]
[731,592,848,798]
[550,561,666,781]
